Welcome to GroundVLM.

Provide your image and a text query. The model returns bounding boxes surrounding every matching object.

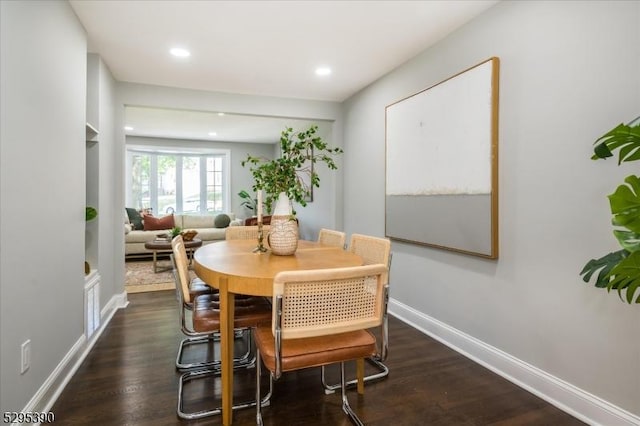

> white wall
[95,55,120,301]
[343,0,639,422]
[0,0,87,413]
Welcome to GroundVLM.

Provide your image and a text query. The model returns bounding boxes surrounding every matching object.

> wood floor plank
[50,290,585,425]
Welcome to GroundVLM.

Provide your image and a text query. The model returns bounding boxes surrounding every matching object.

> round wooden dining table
[193,239,363,425]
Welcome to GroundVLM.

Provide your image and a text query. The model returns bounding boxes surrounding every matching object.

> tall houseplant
[580,117,640,304]
[241,124,343,214]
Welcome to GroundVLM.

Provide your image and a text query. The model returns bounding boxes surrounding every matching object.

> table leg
[219,277,235,425]
[152,251,158,273]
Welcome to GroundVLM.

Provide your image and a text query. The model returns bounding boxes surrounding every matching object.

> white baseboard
[388,298,639,426]
[19,291,129,419]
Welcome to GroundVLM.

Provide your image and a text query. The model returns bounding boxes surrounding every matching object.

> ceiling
[69,0,499,143]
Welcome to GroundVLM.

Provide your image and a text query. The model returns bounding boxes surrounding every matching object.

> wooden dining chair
[225,224,271,240]
[317,228,346,249]
[253,264,389,426]
[171,236,273,420]
[321,233,393,393]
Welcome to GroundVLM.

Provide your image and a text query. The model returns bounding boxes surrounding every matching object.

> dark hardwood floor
[51,290,585,425]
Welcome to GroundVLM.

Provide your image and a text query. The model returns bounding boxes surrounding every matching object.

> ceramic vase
[267,192,299,255]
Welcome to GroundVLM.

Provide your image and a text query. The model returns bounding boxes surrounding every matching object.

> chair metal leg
[321,356,389,394]
[177,353,272,420]
[322,307,389,393]
[256,348,263,426]
[340,362,364,426]
[177,370,256,420]
[176,328,254,371]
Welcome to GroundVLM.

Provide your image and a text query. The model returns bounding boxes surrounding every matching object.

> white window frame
[125,145,230,215]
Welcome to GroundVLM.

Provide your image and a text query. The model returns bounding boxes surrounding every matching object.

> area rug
[125,260,178,293]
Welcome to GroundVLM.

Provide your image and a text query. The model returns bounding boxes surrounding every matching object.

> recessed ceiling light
[218,112,225,116]
[208,132,217,137]
[170,47,191,58]
[124,126,134,131]
[315,67,332,76]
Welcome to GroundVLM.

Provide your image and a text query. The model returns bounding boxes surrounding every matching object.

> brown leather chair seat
[192,295,271,331]
[189,277,215,298]
[254,326,376,373]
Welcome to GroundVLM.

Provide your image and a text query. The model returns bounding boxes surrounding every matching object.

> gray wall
[343,0,639,418]
[95,55,119,307]
[0,1,87,413]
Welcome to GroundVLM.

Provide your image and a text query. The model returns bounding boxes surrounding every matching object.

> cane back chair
[253,264,389,426]
[171,236,272,420]
[321,233,392,393]
[317,228,347,249]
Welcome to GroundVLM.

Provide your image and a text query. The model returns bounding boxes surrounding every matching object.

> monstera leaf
[613,230,640,252]
[604,251,640,303]
[580,249,628,288]
[608,175,640,233]
[580,249,640,302]
[582,118,640,304]
[592,122,640,163]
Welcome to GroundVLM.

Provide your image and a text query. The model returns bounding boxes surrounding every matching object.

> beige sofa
[124,213,242,256]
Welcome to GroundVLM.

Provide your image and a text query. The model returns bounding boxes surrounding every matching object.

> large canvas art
[385,57,500,258]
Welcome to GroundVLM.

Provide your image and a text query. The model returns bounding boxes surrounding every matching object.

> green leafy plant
[170,226,182,238]
[86,206,97,221]
[84,206,98,275]
[241,125,343,214]
[580,117,640,303]
[238,189,258,212]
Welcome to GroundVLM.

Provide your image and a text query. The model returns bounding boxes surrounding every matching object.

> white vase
[268,192,299,255]
[272,192,292,216]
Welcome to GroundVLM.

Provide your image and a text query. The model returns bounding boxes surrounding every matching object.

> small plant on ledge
[85,207,98,275]
[241,124,343,214]
[86,206,97,221]
[580,116,640,304]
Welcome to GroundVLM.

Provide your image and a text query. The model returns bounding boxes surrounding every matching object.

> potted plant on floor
[241,124,343,254]
[580,116,640,303]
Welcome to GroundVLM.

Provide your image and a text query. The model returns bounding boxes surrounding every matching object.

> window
[126,147,230,215]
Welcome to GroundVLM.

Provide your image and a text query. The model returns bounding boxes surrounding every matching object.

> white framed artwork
[385,57,500,258]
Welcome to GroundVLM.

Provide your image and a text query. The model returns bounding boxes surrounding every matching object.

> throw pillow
[143,214,175,231]
[214,213,231,228]
[125,208,144,230]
